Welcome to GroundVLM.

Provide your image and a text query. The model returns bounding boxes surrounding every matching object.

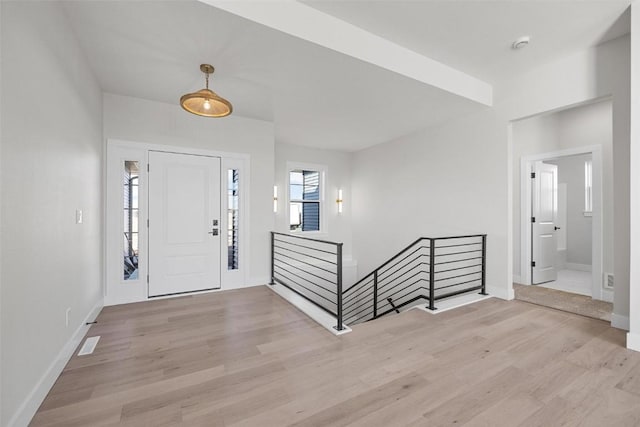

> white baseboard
[242,277,270,288]
[611,313,630,331]
[601,289,614,303]
[9,299,104,427]
[627,332,640,352]
[565,262,592,272]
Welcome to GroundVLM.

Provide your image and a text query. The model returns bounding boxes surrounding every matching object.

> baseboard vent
[78,336,100,356]
[604,272,614,290]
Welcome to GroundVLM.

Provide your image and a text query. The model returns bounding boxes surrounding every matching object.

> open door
[532,161,558,284]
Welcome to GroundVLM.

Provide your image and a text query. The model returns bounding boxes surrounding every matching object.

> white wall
[103,93,275,286]
[512,100,612,278]
[274,142,353,257]
[628,4,640,350]
[352,35,629,307]
[547,154,593,267]
[1,2,104,425]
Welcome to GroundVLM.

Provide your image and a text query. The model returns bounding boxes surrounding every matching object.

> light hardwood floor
[32,286,640,426]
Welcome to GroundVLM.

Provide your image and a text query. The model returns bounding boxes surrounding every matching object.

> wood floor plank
[30,286,640,426]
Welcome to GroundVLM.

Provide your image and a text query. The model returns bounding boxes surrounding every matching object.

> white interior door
[532,161,558,284]
[148,151,221,297]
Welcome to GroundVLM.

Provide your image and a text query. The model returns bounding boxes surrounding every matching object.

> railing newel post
[270,231,275,285]
[428,238,436,311]
[373,270,378,318]
[336,243,344,331]
[480,235,488,295]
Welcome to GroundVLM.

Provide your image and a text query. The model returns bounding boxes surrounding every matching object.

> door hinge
[147,163,150,172]
[147,274,149,283]
[531,172,536,178]
[147,219,149,228]
[531,217,536,223]
[531,261,536,267]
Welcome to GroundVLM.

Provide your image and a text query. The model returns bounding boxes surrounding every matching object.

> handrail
[271,231,342,247]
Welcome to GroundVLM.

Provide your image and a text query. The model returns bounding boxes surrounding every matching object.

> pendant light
[180,64,232,118]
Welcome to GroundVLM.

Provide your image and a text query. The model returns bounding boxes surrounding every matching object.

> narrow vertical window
[123,161,139,280]
[227,169,240,270]
[584,160,593,214]
[289,169,321,232]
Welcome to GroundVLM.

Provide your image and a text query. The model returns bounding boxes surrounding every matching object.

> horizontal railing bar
[274,238,338,256]
[378,246,430,279]
[343,301,373,318]
[343,281,374,304]
[343,276,374,296]
[274,244,337,266]
[378,251,429,284]
[344,305,374,322]
[436,263,483,274]
[434,242,482,249]
[344,300,373,318]
[379,263,429,289]
[274,257,337,285]
[432,234,487,241]
[435,286,483,301]
[434,256,483,266]
[274,265,337,297]
[433,249,482,257]
[273,250,338,275]
[435,270,482,283]
[343,299,370,316]
[435,278,481,291]
[274,268,337,298]
[273,274,337,308]
[379,279,428,300]
[378,271,428,297]
[272,231,343,247]
[273,277,337,317]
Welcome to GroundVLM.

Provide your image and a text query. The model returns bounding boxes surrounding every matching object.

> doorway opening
[511,99,613,321]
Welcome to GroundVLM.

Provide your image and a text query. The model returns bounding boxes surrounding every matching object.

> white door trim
[104,139,250,305]
[519,145,604,300]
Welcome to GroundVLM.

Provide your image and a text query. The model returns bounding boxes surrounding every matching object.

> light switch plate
[76,209,83,224]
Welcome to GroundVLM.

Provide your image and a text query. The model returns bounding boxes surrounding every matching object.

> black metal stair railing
[270,231,487,330]
[342,235,487,326]
[270,232,345,331]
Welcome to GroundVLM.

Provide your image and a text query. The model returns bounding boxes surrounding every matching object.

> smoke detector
[512,36,530,50]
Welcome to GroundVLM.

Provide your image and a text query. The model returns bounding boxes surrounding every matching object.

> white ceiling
[62,1,630,152]
[303,0,631,85]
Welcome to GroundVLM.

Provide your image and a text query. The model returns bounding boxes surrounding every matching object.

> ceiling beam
[200,0,493,106]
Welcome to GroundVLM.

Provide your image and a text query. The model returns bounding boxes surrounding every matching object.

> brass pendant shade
[180,64,232,118]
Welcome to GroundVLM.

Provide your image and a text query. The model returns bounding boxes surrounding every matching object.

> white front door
[532,161,558,284]
[148,151,221,297]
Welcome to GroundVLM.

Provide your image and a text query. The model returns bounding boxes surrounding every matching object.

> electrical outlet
[66,308,71,327]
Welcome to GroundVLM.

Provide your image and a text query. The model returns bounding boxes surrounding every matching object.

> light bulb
[203,99,211,110]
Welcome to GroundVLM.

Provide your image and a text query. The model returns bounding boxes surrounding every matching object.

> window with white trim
[289,168,323,232]
[584,159,593,215]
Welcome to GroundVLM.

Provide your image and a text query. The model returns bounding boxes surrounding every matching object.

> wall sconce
[336,189,343,214]
[273,186,278,213]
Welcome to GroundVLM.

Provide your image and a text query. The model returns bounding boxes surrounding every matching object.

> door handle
[208,229,219,236]
[554,226,561,230]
